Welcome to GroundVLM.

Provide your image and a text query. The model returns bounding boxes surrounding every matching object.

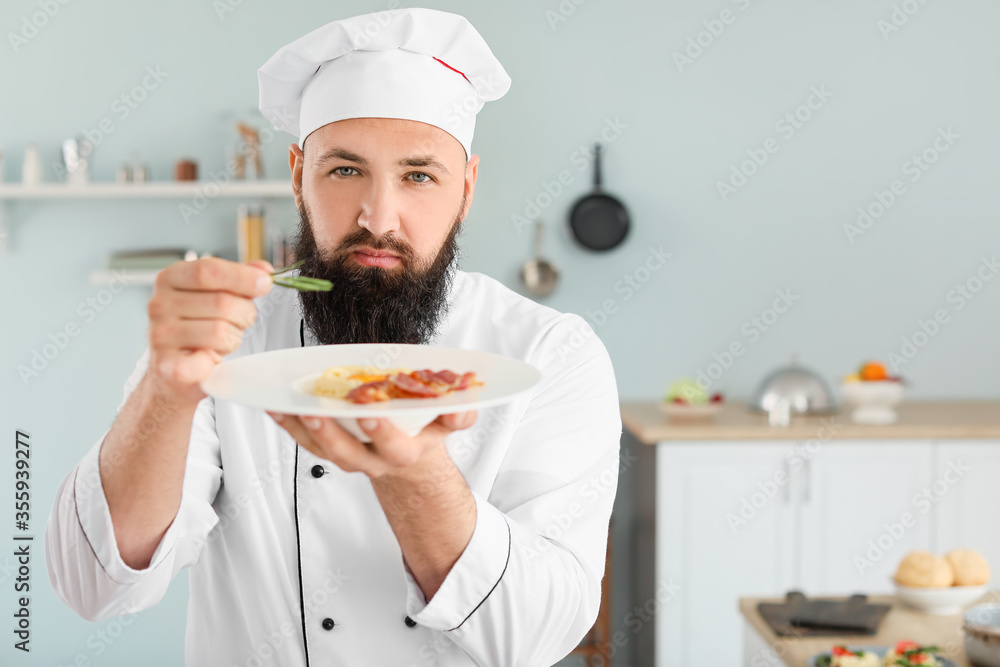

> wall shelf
[0,180,294,259]
[0,180,293,200]
[89,269,160,286]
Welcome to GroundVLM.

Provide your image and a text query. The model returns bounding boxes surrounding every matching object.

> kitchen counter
[739,592,999,667]
[620,401,1000,444]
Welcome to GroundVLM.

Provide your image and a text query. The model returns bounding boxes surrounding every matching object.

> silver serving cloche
[750,357,838,415]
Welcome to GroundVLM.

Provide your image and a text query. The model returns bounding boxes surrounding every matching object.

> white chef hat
[257,7,511,160]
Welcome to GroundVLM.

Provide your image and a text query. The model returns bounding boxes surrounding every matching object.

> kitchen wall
[2,0,999,665]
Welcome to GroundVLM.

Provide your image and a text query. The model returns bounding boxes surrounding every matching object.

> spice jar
[237,204,265,263]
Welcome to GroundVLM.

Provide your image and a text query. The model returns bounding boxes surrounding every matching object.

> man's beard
[290,196,464,346]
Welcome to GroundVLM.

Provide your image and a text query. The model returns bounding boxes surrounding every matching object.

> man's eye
[409,172,432,183]
[331,166,358,176]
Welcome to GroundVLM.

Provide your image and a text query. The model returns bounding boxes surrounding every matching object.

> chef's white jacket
[46,269,622,667]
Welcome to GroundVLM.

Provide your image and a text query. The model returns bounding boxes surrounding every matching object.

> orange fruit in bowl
[859,361,888,381]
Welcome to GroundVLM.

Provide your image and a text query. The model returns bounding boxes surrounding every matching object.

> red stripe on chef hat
[433,57,471,84]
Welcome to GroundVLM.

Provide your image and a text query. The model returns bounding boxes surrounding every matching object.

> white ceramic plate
[201,344,542,441]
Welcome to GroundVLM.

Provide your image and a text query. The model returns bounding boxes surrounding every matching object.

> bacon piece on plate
[389,372,440,397]
[345,380,392,404]
[432,369,459,386]
[412,369,437,385]
[411,369,458,391]
[454,372,478,390]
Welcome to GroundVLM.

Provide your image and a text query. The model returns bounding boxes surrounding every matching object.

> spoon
[519,219,559,297]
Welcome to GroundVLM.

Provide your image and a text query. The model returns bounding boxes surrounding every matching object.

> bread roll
[895,550,954,587]
[946,549,990,586]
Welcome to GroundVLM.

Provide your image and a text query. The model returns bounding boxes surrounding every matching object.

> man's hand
[148,257,274,406]
[265,410,477,479]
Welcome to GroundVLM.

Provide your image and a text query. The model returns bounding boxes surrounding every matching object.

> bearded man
[46,8,621,667]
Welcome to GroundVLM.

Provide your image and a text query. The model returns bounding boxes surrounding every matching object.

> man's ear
[289,142,304,210]
[461,155,479,221]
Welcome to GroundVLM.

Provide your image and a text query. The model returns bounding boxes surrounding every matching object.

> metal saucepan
[569,143,630,251]
[520,218,559,297]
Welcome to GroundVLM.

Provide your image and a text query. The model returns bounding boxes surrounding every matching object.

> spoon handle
[533,219,545,258]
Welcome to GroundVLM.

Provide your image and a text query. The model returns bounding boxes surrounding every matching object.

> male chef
[46,8,621,667]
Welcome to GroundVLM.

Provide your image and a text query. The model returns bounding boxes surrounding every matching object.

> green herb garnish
[888,646,941,667]
[904,645,940,656]
[270,260,332,292]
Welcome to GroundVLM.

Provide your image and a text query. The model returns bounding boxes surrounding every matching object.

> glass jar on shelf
[237,204,265,263]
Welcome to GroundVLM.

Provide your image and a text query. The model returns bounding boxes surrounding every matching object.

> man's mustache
[327,228,415,264]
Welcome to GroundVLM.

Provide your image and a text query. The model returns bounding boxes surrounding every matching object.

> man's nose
[357,180,401,236]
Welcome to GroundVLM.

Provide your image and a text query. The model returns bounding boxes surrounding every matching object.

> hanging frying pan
[569,143,630,251]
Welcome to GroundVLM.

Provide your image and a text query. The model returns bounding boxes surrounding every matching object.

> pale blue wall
[2,0,999,664]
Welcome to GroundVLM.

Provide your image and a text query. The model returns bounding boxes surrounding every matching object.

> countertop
[620,401,1000,444]
[739,592,998,667]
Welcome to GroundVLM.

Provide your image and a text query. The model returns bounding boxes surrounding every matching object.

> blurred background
[2,0,999,665]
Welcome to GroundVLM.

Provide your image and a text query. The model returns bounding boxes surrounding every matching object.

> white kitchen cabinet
[655,441,936,667]
[799,442,934,594]
[621,401,1000,667]
[932,441,1000,571]
[656,443,797,667]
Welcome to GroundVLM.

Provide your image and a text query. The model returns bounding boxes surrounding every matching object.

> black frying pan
[569,143,630,251]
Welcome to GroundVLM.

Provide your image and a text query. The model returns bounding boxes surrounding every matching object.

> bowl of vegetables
[659,378,724,421]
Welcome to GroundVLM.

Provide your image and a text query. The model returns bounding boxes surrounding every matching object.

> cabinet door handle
[783,457,791,504]
[803,457,811,504]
